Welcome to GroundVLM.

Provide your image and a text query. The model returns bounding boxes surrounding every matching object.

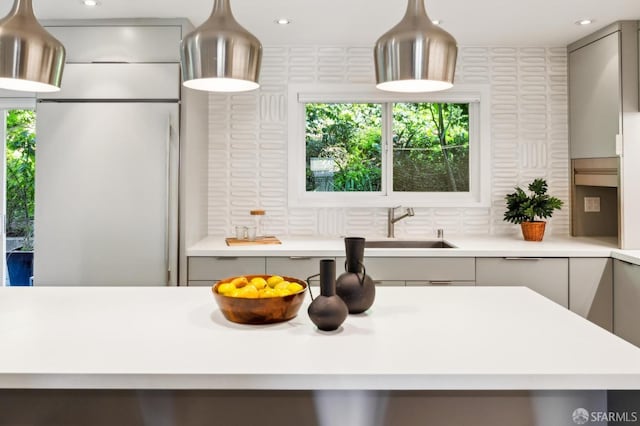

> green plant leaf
[503,178,563,224]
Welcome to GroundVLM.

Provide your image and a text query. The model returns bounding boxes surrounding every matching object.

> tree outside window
[393,103,469,192]
[6,109,36,251]
[305,103,382,192]
[304,102,470,194]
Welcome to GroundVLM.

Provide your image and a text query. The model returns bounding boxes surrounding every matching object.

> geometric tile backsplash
[208,45,570,239]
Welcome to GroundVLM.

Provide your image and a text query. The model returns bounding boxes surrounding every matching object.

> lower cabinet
[266,257,333,286]
[187,257,266,286]
[613,259,640,347]
[569,258,613,331]
[476,258,569,308]
[336,257,476,287]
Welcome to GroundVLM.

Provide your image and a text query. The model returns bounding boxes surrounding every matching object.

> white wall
[207,45,569,239]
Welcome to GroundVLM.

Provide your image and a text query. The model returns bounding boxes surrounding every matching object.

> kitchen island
[2,285,639,390]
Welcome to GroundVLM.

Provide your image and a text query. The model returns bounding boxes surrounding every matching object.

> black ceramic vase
[336,237,375,314]
[308,259,348,331]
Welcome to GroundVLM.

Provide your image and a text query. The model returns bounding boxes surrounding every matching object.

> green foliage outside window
[6,109,36,250]
[306,103,382,192]
[393,103,469,192]
[305,102,470,193]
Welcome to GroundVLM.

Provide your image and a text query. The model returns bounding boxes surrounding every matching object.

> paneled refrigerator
[34,63,179,286]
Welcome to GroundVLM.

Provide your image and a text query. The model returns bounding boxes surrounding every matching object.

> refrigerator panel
[34,102,179,286]
[38,63,180,100]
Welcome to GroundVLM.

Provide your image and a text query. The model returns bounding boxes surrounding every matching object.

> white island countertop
[2,286,640,390]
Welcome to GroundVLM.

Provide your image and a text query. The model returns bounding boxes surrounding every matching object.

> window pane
[392,103,469,192]
[305,103,382,192]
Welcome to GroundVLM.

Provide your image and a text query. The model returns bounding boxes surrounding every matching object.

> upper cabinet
[568,21,640,249]
[44,24,183,63]
[568,29,621,159]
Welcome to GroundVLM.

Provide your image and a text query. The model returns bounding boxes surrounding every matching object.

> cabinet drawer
[374,280,405,287]
[266,257,333,285]
[188,257,265,281]
[406,280,475,287]
[337,257,475,281]
[188,280,215,287]
[476,258,568,307]
[45,25,182,63]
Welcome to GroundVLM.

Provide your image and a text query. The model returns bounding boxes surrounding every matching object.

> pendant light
[374,0,457,93]
[0,0,66,92]
[181,0,262,92]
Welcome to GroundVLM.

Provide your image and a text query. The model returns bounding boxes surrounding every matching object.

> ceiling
[8,0,640,47]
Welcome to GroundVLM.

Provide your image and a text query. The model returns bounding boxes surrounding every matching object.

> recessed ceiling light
[576,19,593,26]
[82,0,100,7]
[275,18,291,25]
[431,19,442,25]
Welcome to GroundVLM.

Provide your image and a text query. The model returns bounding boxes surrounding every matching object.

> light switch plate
[584,196,601,213]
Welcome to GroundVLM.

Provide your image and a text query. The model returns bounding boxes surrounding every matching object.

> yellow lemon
[259,288,278,298]
[267,275,284,287]
[287,282,304,294]
[228,289,240,298]
[237,284,259,299]
[250,277,268,289]
[274,281,290,290]
[217,283,235,295]
[230,276,248,288]
[276,288,291,297]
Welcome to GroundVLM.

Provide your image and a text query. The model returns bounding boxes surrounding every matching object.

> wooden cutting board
[225,236,282,246]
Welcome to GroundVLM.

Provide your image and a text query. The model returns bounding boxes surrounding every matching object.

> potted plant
[503,178,563,241]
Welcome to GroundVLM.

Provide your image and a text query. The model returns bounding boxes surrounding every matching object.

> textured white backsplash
[208,46,569,239]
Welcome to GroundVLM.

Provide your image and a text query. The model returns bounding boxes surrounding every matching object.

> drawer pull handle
[289,256,312,260]
[215,257,239,260]
[430,281,452,286]
[504,257,543,261]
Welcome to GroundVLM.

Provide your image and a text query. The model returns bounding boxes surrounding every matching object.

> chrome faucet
[387,206,415,238]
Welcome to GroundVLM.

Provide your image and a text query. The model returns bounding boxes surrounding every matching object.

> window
[288,85,490,207]
[306,103,382,192]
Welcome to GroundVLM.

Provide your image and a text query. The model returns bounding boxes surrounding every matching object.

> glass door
[1,100,36,286]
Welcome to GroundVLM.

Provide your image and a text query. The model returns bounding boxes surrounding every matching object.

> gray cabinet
[568,29,621,159]
[568,21,640,248]
[613,259,640,347]
[569,258,613,331]
[337,257,476,287]
[44,24,184,63]
[38,63,180,100]
[187,257,266,286]
[266,257,333,286]
[476,258,569,307]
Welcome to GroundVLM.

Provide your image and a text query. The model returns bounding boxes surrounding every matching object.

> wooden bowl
[212,275,308,324]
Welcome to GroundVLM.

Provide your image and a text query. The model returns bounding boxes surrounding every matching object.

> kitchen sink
[364,240,456,249]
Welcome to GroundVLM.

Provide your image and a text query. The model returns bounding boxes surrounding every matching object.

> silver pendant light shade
[374,0,457,93]
[181,0,262,92]
[0,0,65,92]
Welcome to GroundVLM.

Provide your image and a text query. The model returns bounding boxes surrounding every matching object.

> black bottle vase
[307,259,348,331]
[336,237,375,314]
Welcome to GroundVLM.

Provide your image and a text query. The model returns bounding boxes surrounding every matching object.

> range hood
[572,158,619,187]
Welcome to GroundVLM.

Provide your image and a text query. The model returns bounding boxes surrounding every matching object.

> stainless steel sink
[364,240,456,249]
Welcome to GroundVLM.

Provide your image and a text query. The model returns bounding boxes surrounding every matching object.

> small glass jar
[250,209,265,238]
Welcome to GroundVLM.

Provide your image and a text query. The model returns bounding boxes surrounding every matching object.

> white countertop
[2,286,640,390]
[187,235,631,260]
[612,250,640,265]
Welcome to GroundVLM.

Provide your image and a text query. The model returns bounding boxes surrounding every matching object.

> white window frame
[287,84,491,208]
